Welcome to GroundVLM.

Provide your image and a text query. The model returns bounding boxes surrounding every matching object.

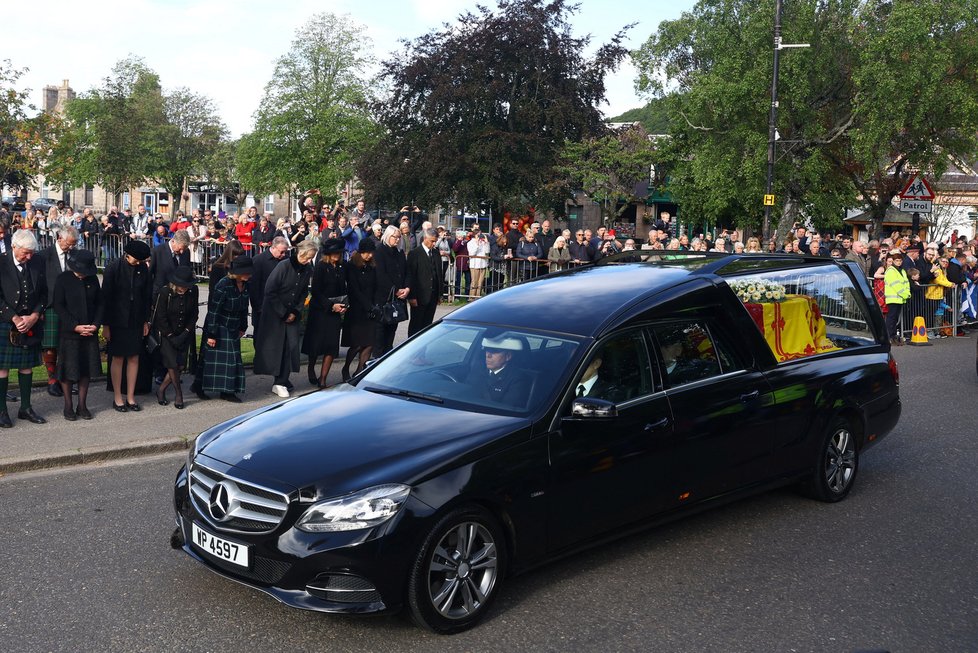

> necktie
[577,384,585,397]
[173,254,179,268]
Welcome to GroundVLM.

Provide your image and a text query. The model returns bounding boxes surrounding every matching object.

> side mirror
[570,397,618,419]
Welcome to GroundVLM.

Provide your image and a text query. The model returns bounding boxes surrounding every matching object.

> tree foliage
[556,125,659,221]
[609,98,673,133]
[158,88,227,215]
[237,13,379,202]
[0,60,56,193]
[358,0,632,214]
[633,0,978,238]
[46,56,169,199]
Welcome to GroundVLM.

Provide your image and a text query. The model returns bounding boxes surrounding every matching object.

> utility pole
[763,0,809,243]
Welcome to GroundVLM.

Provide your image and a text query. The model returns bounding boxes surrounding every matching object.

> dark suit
[149,242,191,293]
[249,249,285,342]
[479,365,532,408]
[41,244,72,308]
[583,377,628,404]
[406,245,443,337]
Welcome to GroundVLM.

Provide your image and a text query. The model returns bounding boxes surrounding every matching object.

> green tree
[609,98,673,133]
[46,56,168,201]
[556,125,660,222]
[358,0,632,215]
[0,60,55,193]
[237,13,378,206]
[632,0,978,239]
[158,88,227,215]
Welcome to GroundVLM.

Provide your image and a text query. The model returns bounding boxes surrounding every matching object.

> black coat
[41,243,72,307]
[374,243,407,304]
[345,259,377,325]
[0,251,46,323]
[406,245,443,306]
[301,259,347,357]
[253,252,312,376]
[52,272,103,339]
[249,249,285,319]
[149,242,191,292]
[101,257,152,329]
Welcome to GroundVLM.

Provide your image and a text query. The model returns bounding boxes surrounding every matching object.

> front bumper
[172,464,434,615]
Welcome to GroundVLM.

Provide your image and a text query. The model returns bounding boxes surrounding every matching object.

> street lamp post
[763,0,809,242]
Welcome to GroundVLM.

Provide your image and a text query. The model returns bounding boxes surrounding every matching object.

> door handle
[740,390,760,402]
[644,417,670,432]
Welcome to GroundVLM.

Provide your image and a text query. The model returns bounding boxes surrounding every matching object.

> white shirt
[577,374,598,396]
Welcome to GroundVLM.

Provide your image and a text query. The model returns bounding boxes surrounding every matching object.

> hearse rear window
[725,265,875,363]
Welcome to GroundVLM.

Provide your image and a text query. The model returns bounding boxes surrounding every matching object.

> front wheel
[407,506,506,633]
[801,418,859,502]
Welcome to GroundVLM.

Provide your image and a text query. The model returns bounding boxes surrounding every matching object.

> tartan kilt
[0,335,41,370]
[41,308,59,349]
[201,327,245,394]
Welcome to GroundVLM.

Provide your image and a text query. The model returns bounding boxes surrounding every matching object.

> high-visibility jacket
[925,267,954,300]
[884,266,910,304]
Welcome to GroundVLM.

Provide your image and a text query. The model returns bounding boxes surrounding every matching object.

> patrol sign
[899,175,935,214]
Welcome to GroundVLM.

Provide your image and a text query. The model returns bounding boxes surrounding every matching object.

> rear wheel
[801,418,859,502]
[407,506,506,633]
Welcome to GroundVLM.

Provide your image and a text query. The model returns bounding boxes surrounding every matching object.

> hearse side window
[725,266,876,363]
[649,322,723,388]
[573,331,652,404]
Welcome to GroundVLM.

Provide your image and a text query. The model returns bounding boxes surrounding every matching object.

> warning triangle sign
[899,175,936,200]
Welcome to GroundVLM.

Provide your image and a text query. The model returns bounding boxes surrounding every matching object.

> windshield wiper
[364,386,444,404]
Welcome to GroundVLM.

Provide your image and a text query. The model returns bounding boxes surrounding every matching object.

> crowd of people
[2,196,975,428]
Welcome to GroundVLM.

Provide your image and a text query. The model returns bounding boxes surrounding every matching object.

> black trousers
[375,322,399,357]
[408,300,438,337]
[885,303,903,340]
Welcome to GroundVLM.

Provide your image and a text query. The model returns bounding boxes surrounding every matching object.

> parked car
[29,197,60,214]
[1,196,27,213]
[172,252,901,633]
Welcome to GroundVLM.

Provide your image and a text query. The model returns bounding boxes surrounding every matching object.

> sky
[4,0,698,137]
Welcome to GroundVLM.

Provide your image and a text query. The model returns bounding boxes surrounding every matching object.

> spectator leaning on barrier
[466,224,490,299]
[884,250,910,344]
[548,236,571,270]
[846,240,872,278]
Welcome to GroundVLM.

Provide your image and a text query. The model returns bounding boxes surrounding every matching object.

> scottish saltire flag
[961,282,978,320]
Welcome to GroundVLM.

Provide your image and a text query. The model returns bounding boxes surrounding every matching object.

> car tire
[406,505,506,633]
[801,418,859,502]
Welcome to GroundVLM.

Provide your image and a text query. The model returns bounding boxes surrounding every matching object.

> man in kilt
[0,230,48,427]
[40,226,79,397]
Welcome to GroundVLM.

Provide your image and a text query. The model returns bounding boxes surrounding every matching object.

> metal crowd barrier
[869,277,967,339]
[441,255,591,301]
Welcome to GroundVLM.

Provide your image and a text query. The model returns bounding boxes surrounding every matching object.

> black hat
[124,240,151,260]
[67,249,98,277]
[907,242,924,254]
[322,237,345,254]
[357,238,376,253]
[230,255,254,275]
[169,265,196,288]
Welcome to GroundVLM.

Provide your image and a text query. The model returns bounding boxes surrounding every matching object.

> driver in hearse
[479,335,532,407]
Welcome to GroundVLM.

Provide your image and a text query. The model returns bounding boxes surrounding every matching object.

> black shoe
[126,402,141,412]
[63,408,77,422]
[4,392,17,402]
[17,407,46,424]
[47,384,63,397]
[76,407,93,420]
[0,411,11,428]
[113,403,128,412]
[220,392,242,403]
[71,386,78,395]
[341,367,351,382]
[174,401,185,410]
[157,387,169,406]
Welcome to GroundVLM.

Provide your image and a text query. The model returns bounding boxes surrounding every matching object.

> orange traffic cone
[909,316,931,346]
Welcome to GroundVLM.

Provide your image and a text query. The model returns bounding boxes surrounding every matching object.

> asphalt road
[1,336,976,652]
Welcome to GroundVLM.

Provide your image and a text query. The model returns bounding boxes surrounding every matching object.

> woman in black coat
[52,249,102,421]
[153,266,199,409]
[302,238,348,387]
[341,238,377,379]
[101,240,152,412]
[373,225,410,357]
[253,240,318,397]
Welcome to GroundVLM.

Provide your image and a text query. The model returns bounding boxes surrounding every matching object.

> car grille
[189,462,290,534]
[206,551,293,585]
[306,574,382,604]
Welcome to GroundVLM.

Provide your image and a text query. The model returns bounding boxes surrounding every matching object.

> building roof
[844,206,934,226]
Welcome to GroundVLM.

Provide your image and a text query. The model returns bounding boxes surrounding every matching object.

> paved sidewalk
[0,303,460,475]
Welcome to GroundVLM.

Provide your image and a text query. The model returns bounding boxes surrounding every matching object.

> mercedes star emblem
[208,482,233,521]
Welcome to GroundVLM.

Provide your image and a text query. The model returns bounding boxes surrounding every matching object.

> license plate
[191,522,250,568]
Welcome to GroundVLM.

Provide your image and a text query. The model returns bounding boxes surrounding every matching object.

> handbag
[144,293,163,355]
[8,322,43,349]
[379,289,408,325]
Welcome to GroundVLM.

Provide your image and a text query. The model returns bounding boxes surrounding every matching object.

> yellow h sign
[763,194,775,206]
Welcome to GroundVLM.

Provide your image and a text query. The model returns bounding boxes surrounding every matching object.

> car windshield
[357,321,583,416]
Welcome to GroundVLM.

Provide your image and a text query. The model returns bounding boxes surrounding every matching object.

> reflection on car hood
[196,387,529,495]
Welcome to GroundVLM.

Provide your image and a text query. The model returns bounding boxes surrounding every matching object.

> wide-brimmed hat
[169,265,196,288]
[67,249,97,277]
[357,238,376,253]
[322,237,345,254]
[124,240,151,261]
[230,255,254,275]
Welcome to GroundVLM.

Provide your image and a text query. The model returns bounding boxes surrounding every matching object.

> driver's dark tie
[577,384,585,397]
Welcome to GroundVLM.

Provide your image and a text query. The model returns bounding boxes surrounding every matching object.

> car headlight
[296,484,411,533]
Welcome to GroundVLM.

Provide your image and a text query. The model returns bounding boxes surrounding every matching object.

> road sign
[763,194,775,206]
[900,198,933,214]
[899,175,935,201]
